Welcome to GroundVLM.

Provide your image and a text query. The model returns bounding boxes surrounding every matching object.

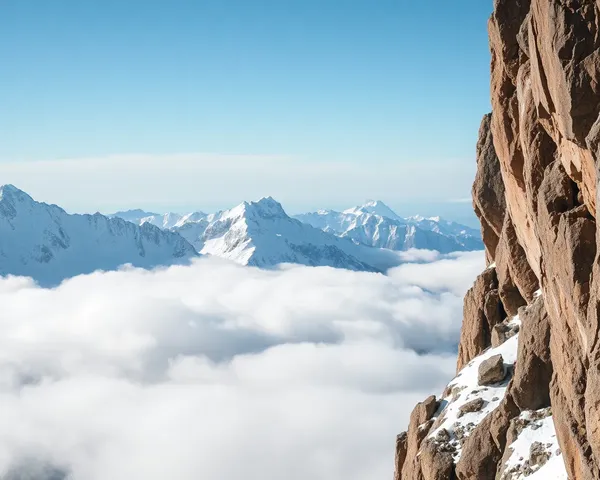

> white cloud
[0,251,484,479]
[0,153,475,214]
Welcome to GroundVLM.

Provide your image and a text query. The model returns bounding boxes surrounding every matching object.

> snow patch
[502,409,566,479]
[427,332,519,462]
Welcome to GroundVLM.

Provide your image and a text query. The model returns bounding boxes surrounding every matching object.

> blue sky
[0,1,493,223]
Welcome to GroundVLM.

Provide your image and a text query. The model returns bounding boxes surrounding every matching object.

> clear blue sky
[0,1,493,223]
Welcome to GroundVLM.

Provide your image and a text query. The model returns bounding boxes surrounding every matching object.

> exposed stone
[456,268,504,371]
[458,398,484,418]
[393,432,408,480]
[495,213,539,314]
[456,393,519,480]
[478,354,506,386]
[511,297,553,411]
[455,414,501,480]
[491,320,519,348]
[435,428,451,443]
[529,441,551,468]
[473,113,507,263]
[420,440,456,480]
[400,396,438,479]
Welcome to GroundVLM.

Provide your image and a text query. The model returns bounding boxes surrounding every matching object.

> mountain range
[0,185,482,285]
[294,200,482,252]
[0,185,197,286]
[114,198,483,255]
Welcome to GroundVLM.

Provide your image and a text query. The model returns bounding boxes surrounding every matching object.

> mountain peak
[0,184,34,204]
[343,199,401,220]
[247,197,286,216]
[363,199,387,208]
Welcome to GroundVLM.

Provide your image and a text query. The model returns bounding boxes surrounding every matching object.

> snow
[343,199,404,221]
[422,308,567,478]
[187,197,403,271]
[294,201,483,254]
[2,187,412,278]
[508,314,522,328]
[503,410,567,479]
[527,455,568,479]
[112,199,483,257]
[427,332,520,461]
[0,185,198,286]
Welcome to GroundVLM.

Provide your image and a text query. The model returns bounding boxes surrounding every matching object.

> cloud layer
[0,252,484,480]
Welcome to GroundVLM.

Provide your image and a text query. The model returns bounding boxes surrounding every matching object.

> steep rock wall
[395,1,600,478]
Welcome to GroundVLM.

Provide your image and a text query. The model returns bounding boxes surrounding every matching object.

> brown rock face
[495,213,539,315]
[395,0,600,478]
[474,113,507,263]
[511,297,553,411]
[455,393,519,480]
[394,432,408,480]
[478,354,507,386]
[400,396,438,479]
[456,267,504,371]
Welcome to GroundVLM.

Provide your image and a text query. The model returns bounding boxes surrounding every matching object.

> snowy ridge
[171,197,402,271]
[111,210,208,229]
[0,185,198,286]
[114,200,483,255]
[294,200,483,253]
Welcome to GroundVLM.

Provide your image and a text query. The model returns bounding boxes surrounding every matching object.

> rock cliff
[394,0,600,478]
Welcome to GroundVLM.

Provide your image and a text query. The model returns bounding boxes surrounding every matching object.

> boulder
[478,354,506,386]
[458,398,484,417]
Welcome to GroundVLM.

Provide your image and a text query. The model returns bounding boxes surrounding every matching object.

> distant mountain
[294,201,483,254]
[108,209,159,223]
[108,210,207,229]
[0,185,198,286]
[170,197,401,271]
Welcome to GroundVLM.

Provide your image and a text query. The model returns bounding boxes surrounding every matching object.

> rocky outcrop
[478,354,507,385]
[394,0,600,478]
[456,267,504,371]
[474,113,508,264]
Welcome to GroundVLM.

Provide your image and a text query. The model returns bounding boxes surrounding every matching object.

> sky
[0,0,493,223]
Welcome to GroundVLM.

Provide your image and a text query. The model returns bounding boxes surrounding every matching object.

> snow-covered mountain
[0,185,198,286]
[169,197,401,271]
[294,201,482,253]
[109,210,207,229]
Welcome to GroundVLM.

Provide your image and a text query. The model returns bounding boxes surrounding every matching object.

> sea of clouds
[0,251,484,480]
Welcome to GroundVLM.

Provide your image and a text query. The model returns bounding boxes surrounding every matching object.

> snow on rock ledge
[426,332,519,463]
[500,408,567,479]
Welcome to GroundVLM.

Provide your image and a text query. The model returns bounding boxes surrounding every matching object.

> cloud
[0,153,475,213]
[0,251,484,479]
[446,197,473,204]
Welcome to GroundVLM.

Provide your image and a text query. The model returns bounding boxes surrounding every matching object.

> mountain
[294,201,483,254]
[170,197,401,271]
[108,209,159,223]
[108,210,207,229]
[0,185,198,286]
[343,199,404,220]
